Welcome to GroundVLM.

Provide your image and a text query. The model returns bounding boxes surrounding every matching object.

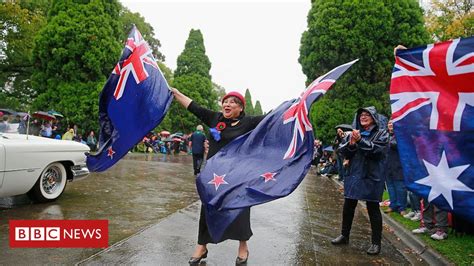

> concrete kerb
[330,176,452,266]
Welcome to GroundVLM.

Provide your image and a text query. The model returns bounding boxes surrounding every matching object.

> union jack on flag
[390,36,474,223]
[197,59,358,242]
[87,25,173,172]
[282,60,358,159]
[391,37,474,131]
[112,29,159,100]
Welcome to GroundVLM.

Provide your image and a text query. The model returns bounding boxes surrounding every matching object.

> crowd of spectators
[0,111,98,151]
[313,112,473,247]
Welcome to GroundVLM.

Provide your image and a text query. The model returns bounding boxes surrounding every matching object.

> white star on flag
[415,151,473,209]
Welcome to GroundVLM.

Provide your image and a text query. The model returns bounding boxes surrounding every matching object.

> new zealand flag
[390,36,474,222]
[86,26,173,172]
[198,59,358,241]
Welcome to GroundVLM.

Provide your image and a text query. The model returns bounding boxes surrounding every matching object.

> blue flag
[390,36,474,222]
[197,59,358,241]
[86,26,172,172]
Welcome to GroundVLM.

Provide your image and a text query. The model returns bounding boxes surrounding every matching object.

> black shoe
[189,249,208,265]
[235,250,249,265]
[331,235,349,245]
[366,244,381,255]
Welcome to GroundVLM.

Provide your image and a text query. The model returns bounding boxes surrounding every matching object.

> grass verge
[382,192,474,265]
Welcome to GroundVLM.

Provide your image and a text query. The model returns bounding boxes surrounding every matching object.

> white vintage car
[0,133,90,202]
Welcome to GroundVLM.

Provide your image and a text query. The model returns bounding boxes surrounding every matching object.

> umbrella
[0,108,16,115]
[16,112,28,118]
[160,130,170,136]
[323,146,334,152]
[48,110,64,118]
[32,111,56,121]
[335,124,352,131]
[171,132,184,137]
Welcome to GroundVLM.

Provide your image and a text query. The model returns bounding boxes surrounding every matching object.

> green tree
[254,100,263,115]
[244,88,254,115]
[31,0,123,130]
[425,0,473,41]
[29,0,165,132]
[119,7,164,61]
[169,29,218,133]
[0,1,48,110]
[299,0,430,143]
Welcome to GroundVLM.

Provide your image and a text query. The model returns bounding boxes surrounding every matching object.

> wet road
[1,153,420,264]
[0,153,199,264]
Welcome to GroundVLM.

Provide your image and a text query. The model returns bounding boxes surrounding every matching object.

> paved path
[81,169,419,265]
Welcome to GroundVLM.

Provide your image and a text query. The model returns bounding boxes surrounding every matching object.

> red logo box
[9,220,108,248]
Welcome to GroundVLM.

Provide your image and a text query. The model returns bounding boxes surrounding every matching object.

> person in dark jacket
[384,120,408,215]
[190,124,207,175]
[172,88,266,265]
[331,106,389,255]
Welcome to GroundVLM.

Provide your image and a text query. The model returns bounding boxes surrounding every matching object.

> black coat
[386,133,404,181]
[339,106,389,202]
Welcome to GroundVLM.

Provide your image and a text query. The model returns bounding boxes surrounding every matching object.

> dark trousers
[193,153,204,175]
[341,198,382,245]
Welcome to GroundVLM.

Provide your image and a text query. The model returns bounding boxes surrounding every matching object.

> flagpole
[26,111,30,140]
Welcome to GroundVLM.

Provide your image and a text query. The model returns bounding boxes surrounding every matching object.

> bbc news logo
[9,220,108,248]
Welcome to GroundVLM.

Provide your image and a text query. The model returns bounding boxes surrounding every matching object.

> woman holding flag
[172,88,266,265]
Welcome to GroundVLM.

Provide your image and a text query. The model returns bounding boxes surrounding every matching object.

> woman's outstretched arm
[171,88,192,108]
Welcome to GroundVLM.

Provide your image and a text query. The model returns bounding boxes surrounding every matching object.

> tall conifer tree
[30,0,165,132]
[299,0,430,143]
[254,100,263,115]
[244,88,254,115]
[170,29,218,133]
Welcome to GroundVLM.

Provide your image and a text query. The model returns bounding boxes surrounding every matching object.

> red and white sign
[9,220,108,248]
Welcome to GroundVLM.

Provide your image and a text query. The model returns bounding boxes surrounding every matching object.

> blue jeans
[386,179,407,211]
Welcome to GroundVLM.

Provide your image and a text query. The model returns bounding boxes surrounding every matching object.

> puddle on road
[0,153,199,264]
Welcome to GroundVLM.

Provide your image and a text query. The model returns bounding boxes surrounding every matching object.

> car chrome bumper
[71,164,90,181]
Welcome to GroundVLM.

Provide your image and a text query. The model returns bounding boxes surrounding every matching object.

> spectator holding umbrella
[40,122,53,138]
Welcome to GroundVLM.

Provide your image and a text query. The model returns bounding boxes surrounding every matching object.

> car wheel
[27,162,67,203]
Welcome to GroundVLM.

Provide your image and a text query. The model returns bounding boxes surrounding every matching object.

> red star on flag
[260,172,277,183]
[208,173,228,191]
[107,147,116,159]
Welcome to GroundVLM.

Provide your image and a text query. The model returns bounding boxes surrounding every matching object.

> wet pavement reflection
[1,154,420,264]
[0,153,199,264]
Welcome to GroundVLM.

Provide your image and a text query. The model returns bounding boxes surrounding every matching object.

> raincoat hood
[352,106,380,131]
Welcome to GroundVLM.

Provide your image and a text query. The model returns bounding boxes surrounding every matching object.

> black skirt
[197,205,253,244]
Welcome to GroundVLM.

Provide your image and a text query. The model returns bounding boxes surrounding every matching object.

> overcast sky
[121,0,311,112]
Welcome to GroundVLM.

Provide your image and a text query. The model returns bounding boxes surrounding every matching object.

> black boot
[331,235,349,245]
[366,244,381,255]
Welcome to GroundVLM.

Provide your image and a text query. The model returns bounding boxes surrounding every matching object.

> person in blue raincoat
[331,106,389,255]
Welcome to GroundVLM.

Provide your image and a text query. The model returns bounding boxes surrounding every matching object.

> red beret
[222,91,245,107]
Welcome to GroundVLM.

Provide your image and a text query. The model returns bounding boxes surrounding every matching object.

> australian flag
[86,26,173,172]
[390,36,474,222]
[198,59,358,241]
